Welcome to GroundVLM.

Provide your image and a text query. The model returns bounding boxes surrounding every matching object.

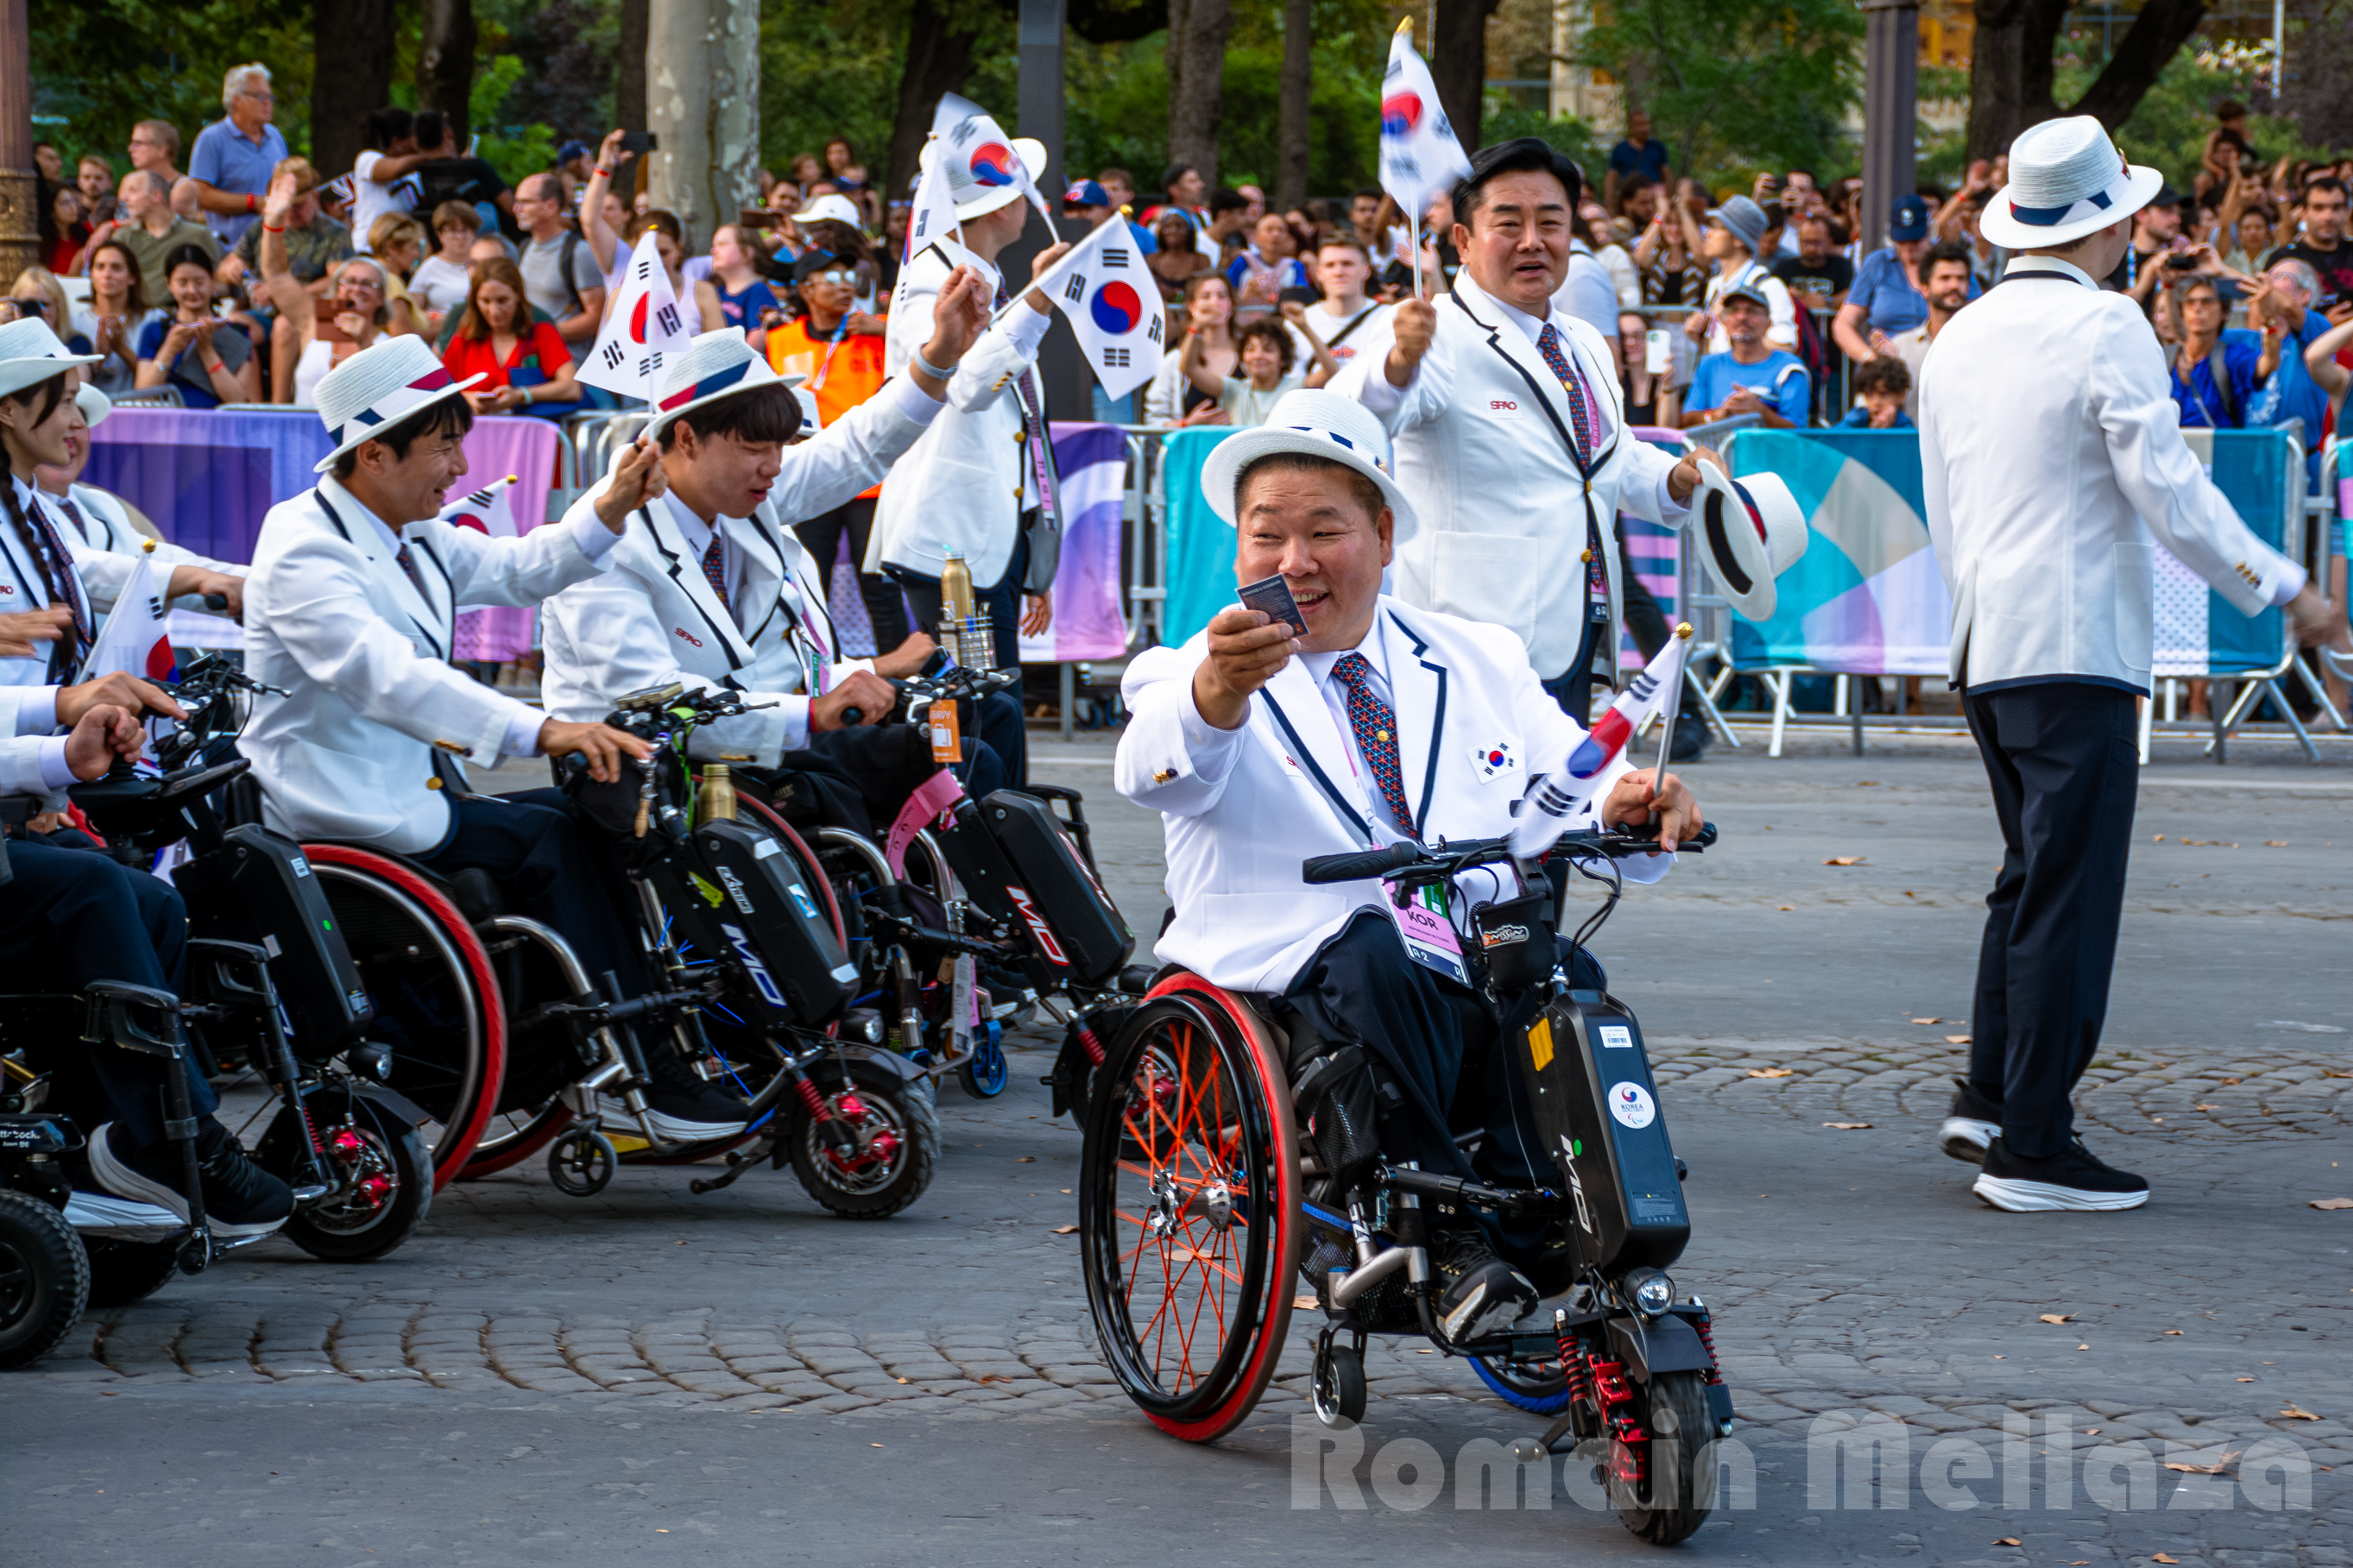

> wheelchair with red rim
[1076,824,1736,1546]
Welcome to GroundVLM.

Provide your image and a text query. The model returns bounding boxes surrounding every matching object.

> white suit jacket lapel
[1256,658,1377,845]
[644,502,757,672]
[1449,281,1593,473]
[312,486,444,658]
[728,513,787,646]
[1381,608,1448,839]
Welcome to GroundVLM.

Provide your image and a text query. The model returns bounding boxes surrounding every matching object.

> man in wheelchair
[1115,390,1702,1342]
[537,293,1024,846]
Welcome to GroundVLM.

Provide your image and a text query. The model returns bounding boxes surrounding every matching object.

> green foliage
[760,0,967,176]
[1578,0,1864,194]
[28,0,317,167]
[1479,103,1604,179]
[2059,54,2343,189]
[471,56,560,186]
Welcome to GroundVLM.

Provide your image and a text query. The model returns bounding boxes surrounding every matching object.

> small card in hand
[1237,573,1308,638]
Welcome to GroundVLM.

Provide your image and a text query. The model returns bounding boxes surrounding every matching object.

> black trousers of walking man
[1962,680,2141,1160]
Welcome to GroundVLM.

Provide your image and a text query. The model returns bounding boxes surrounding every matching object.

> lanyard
[807,312,853,393]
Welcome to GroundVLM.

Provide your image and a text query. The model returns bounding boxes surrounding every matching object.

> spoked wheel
[783,1055,938,1219]
[1472,1351,1573,1414]
[1079,974,1299,1444]
[1617,1368,1717,1546]
[306,847,507,1190]
[0,1190,88,1370]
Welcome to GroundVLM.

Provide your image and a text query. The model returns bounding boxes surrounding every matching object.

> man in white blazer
[1117,390,1700,1339]
[1330,140,1720,742]
[1922,117,2332,1213]
[237,338,753,1137]
[541,291,1019,835]
[872,131,1069,752]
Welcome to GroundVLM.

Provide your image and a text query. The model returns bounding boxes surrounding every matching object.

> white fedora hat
[0,317,102,400]
[1978,116,2163,249]
[76,381,113,430]
[647,326,805,440]
[923,116,1048,221]
[1690,465,1807,621]
[791,193,863,230]
[311,336,485,474]
[1199,387,1417,535]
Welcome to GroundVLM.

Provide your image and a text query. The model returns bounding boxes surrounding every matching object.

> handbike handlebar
[1300,822,1719,886]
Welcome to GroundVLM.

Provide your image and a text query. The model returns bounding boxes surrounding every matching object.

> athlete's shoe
[1938,1077,2003,1165]
[1433,1230,1539,1342]
[1972,1137,2148,1212]
[85,1119,293,1239]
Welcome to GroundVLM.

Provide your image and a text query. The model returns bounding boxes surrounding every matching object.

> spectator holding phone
[443,257,581,418]
[2162,274,2274,428]
[2104,184,2186,310]
[135,242,260,406]
[1146,272,1239,425]
[71,239,157,395]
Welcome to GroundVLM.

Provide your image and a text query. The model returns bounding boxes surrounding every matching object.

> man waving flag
[1511,627,1690,860]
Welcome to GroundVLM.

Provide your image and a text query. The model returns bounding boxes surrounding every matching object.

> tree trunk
[1167,0,1232,188]
[1275,0,1312,209]
[0,0,36,289]
[1429,0,1505,158]
[1963,0,2066,162]
[312,0,398,176]
[647,0,760,249]
[419,0,477,148]
[615,0,648,136]
[886,0,984,216]
[2067,0,2211,129]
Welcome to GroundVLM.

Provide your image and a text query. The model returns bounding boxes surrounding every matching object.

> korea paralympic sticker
[1607,1081,1656,1130]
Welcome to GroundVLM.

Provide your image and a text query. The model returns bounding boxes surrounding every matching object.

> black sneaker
[614,1042,754,1142]
[86,1118,294,1239]
[1669,715,1710,764]
[1432,1229,1539,1342]
[1939,1077,2003,1165]
[1972,1136,2148,1212]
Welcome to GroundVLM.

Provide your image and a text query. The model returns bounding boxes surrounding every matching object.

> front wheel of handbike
[1618,1368,1716,1546]
[785,1057,938,1219]
[1078,977,1299,1444]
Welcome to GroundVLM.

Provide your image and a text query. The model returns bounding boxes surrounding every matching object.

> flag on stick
[1030,211,1166,398]
[940,110,1052,226]
[438,473,521,538]
[577,230,688,403]
[896,133,964,315]
[77,546,175,684]
[1378,20,1473,242]
[1511,627,1690,860]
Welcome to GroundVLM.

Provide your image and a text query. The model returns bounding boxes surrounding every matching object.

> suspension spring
[1691,1307,1725,1385]
[792,1076,830,1119]
[1075,1023,1106,1067]
[1557,1328,1593,1407]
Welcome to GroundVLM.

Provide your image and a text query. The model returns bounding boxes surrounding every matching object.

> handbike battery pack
[938,790,1133,989]
[666,818,856,1026]
[174,825,373,1053]
[1513,992,1688,1275]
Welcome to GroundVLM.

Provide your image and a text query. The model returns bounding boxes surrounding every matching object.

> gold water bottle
[697,764,739,824]
[940,551,975,665]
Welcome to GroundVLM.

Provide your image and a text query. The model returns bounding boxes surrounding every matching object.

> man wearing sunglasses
[766,247,905,651]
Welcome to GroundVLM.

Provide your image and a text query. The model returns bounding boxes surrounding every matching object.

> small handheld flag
[577,230,688,404]
[1379,17,1472,296]
[77,548,176,685]
[438,473,521,538]
[1511,627,1690,860]
[1029,210,1166,399]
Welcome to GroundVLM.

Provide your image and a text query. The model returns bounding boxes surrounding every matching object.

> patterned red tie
[1330,652,1415,831]
[701,536,730,613]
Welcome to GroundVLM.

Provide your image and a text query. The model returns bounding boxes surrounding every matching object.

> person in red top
[442,256,581,418]
[765,242,908,648]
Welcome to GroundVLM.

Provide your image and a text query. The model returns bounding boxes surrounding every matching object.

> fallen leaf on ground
[1823,1122,1872,1130]
[2153,1553,2181,1564]
[894,1376,911,1384]
[1776,905,1793,911]
[2324,1071,2353,1080]
[2038,1313,2073,1324]
[2078,1344,2091,1351]
[2165,1329,2184,1335]
[1016,1156,1035,1162]
[2238,1376,2259,1382]
[2152,834,2164,841]
[2265,840,2287,847]
[1747,1067,1796,1078]
[1946,1034,1972,1044]
[1825,855,1865,866]
[1910,1016,1941,1024]
[2162,1452,2240,1474]
[2281,1404,2322,1420]
[1416,1347,1435,1354]
[2220,1076,2243,1085]
[2312,1198,2353,1210]
[1059,1188,1072,1194]
[2194,1103,2217,1111]
[1992,1539,2020,1547]
[1050,1225,1079,1234]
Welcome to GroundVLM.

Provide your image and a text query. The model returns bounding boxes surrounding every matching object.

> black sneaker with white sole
[1971,1136,2148,1212]
[85,1118,294,1239]
[1939,1077,2003,1165]
[1433,1230,1539,1342]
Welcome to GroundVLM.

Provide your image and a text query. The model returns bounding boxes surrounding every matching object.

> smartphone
[1645,329,1672,374]
[619,131,658,155]
[737,208,781,230]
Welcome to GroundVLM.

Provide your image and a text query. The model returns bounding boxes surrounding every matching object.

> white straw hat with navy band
[1688,464,1807,621]
[644,327,806,442]
[1199,388,1418,536]
[310,336,485,474]
[1978,116,2164,250]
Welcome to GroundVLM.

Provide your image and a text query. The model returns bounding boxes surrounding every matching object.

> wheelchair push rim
[1079,974,1298,1444]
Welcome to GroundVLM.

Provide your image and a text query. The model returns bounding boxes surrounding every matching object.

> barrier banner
[1619,428,1688,666]
[1160,425,1246,647]
[85,407,563,662]
[1018,422,1132,664]
[2156,428,2294,677]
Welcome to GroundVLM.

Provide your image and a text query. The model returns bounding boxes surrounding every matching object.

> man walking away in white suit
[1921,117,2334,1212]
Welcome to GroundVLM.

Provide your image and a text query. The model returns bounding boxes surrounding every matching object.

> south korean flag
[577,229,688,404]
[1031,217,1165,399]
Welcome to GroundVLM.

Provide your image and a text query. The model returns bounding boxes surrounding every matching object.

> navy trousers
[891,532,1031,786]
[3,840,215,1145]
[416,788,650,997]
[1963,682,2141,1159]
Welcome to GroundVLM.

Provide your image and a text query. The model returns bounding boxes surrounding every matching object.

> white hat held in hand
[76,381,113,430]
[1200,387,1417,535]
[0,317,102,400]
[647,326,805,441]
[1978,116,2164,250]
[311,335,484,474]
[1690,465,1807,621]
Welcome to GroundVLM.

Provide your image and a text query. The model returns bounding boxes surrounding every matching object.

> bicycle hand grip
[202,593,229,610]
[1622,818,1719,851]
[839,706,863,727]
[1301,842,1419,885]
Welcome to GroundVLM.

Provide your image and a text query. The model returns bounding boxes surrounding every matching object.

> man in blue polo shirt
[189,62,288,248]
[1682,281,1811,428]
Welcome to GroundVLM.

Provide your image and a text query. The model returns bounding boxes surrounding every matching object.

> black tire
[1312,1341,1366,1428]
[275,1098,435,1263]
[785,1056,938,1219]
[0,1190,89,1370]
[1618,1368,1716,1546]
[81,1237,180,1309]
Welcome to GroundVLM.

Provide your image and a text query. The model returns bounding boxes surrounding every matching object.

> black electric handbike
[1076,825,1736,1546]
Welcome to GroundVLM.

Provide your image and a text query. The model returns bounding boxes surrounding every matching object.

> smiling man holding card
[1116,389,1702,1326]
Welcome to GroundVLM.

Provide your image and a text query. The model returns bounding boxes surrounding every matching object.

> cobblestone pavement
[9,738,2350,1564]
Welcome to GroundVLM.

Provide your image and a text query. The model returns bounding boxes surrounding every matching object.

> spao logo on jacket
[674,626,703,648]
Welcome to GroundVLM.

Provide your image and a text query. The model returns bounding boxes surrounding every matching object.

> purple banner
[1016,422,1131,664]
